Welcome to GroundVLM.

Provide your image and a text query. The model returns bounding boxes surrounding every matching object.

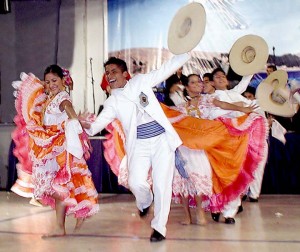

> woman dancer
[11,65,99,237]
[172,74,256,225]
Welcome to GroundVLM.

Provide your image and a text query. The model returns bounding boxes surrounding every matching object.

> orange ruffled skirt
[103,104,268,212]
[11,73,99,218]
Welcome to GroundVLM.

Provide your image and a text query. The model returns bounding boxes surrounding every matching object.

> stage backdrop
[105,0,300,194]
[106,0,300,87]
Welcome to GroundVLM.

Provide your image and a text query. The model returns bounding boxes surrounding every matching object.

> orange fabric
[28,120,98,214]
[12,74,98,217]
[26,85,45,125]
[113,121,126,159]
[161,103,249,194]
[103,102,266,212]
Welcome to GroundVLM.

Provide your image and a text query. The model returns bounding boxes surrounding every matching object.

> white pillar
[59,0,107,114]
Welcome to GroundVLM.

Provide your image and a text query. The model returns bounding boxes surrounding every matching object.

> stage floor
[0,192,299,252]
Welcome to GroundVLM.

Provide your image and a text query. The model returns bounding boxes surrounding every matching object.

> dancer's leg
[195,195,207,225]
[180,197,192,225]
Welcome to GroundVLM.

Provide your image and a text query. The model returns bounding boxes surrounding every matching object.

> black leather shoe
[249,197,258,202]
[139,206,150,218]
[211,212,220,222]
[242,194,247,201]
[225,217,235,224]
[150,229,165,242]
[237,204,243,214]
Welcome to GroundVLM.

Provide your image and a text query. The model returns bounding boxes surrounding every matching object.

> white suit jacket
[86,53,191,161]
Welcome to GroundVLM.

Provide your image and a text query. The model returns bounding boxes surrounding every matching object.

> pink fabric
[102,112,268,212]
[207,113,268,212]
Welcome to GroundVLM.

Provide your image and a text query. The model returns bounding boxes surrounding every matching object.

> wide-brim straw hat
[256,70,298,117]
[229,34,269,76]
[168,2,206,55]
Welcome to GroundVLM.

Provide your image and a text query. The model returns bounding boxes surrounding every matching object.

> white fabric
[252,99,267,117]
[222,197,241,218]
[43,91,71,126]
[172,146,212,198]
[86,53,191,236]
[249,143,268,199]
[86,53,190,160]
[271,119,287,144]
[211,90,253,119]
[170,84,186,106]
[43,91,84,159]
[231,74,253,94]
[33,158,59,199]
[136,109,154,126]
[293,92,300,104]
[65,119,84,159]
[127,133,174,237]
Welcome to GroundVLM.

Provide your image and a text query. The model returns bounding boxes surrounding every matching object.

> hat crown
[241,46,256,63]
[229,34,268,75]
[271,90,288,104]
[256,70,298,117]
[178,17,192,38]
[167,2,206,55]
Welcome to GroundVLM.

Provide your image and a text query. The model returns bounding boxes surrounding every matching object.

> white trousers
[222,197,241,218]
[248,144,269,199]
[222,144,269,218]
[127,133,175,237]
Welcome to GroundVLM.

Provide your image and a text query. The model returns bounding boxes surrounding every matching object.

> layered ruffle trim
[208,114,269,212]
[37,162,99,218]
[10,73,99,218]
[11,73,45,197]
[172,172,213,198]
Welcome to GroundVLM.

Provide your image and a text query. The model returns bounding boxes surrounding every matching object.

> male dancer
[81,53,190,242]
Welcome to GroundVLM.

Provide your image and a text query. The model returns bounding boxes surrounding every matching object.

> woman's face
[44,72,65,96]
[186,75,203,95]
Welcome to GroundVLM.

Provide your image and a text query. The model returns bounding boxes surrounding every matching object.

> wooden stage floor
[0,192,299,252]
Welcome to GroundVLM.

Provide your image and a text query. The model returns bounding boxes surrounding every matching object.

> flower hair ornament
[62,68,74,91]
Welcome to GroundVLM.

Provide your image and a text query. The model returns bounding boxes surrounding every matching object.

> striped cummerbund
[137,120,165,139]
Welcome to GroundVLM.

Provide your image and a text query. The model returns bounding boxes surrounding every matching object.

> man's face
[105,64,128,89]
[266,67,274,76]
[243,91,255,100]
[203,79,215,94]
[212,71,228,90]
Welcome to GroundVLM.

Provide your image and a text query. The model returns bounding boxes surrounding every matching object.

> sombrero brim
[256,70,297,117]
[168,2,206,55]
[229,35,269,76]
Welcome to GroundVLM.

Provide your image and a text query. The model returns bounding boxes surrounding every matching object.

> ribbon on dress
[175,148,189,179]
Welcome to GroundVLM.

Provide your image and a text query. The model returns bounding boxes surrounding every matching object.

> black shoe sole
[249,197,258,202]
[237,205,243,214]
[211,212,220,222]
[225,218,235,224]
[150,230,165,242]
[139,206,150,218]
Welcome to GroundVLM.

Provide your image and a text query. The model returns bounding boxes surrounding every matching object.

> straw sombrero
[229,35,269,76]
[168,2,206,55]
[256,70,298,117]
